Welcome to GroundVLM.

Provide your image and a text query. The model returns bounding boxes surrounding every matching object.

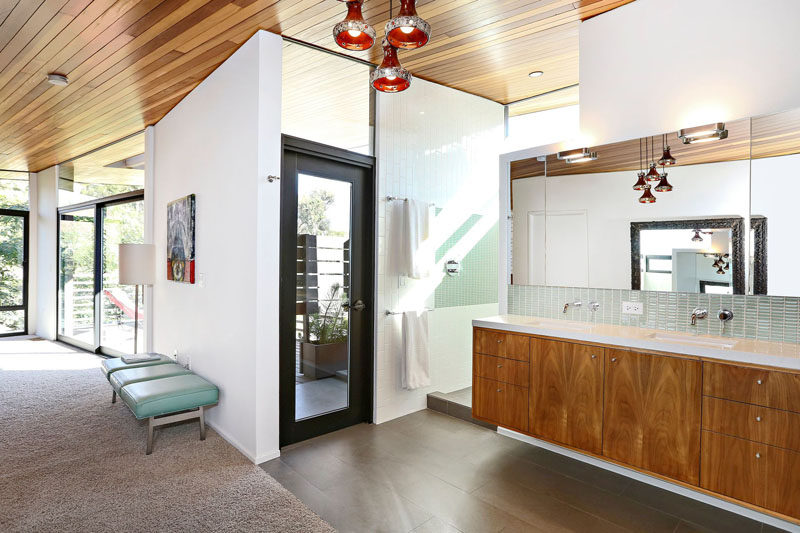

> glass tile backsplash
[507,284,800,344]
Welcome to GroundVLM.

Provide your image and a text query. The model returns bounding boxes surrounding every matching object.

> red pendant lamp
[639,184,657,204]
[654,172,673,192]
[385,0,431,50]
[658,134,676,166]
[633,139,647,190]
[333,1,376,51]
[370,39,411,92]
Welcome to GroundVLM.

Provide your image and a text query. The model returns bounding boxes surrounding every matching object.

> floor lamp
[119,243,155,354]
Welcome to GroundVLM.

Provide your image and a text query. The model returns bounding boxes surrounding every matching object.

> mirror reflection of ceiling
[58,133,145,187]
[0,0,633,172]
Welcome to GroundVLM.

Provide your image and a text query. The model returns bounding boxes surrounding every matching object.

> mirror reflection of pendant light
[639,184,656,204]
[333,0,376,51]
[370,39,411,93]
[658,133,676,166]
[386,0,431,50]
[633,139,647,190]
[691,230,703,242]
[654,172,673,192]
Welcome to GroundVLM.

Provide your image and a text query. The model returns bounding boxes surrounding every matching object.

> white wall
[751,153,800,297]
[151,30,282,463]
[35,166,57,339]
[580,0,800,145]
[375,78,504,423]
[511,161,750,290]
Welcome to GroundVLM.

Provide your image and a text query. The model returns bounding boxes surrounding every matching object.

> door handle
[343,299,366,312]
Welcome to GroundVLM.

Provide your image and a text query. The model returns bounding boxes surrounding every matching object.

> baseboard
[498,428,798,532]
[255,449,280,465]
[205,421,257,463]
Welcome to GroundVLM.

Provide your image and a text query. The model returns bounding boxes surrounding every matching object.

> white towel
[401,199,434,279]
[401,310,430,390]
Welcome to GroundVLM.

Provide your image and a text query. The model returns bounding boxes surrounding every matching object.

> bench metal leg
[199,406,206,441]
[112,390,117,404]
[146,417,154,455]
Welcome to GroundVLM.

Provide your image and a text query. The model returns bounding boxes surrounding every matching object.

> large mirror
[509,105,800,298]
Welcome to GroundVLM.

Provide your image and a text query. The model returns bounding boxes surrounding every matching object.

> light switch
[198,273,206,288]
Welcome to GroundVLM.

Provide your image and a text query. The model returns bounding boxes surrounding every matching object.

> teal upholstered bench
[100,354,172,380]
[109,363,192,400]
[118,374,219,455]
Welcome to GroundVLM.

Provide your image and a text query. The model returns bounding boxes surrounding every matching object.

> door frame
[0,208,29,337]
[56,190,144,354]
[279,135,375,446]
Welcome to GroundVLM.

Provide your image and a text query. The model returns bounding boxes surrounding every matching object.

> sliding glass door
[58,193,144,354]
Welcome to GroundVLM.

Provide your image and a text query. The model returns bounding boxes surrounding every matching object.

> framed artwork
[167,194,196,284]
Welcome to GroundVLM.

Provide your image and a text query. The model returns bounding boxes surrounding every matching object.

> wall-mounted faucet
[691,308,708,326]
[589,301,600,312]
[718,309,734,322]
[563,301,582,314]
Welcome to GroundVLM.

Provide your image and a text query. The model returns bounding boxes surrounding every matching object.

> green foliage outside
[0,177,28,332]
[307,284,348,345]
[298,190,344,237]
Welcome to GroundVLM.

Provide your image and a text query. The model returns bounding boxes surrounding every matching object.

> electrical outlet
[622,301,644,315]
[198,273,206,288]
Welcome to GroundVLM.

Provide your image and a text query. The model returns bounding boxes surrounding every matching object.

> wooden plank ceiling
[510,111,800,181]
[0,0,634,172]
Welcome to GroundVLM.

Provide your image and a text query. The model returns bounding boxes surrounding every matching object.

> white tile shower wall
[508,284,800,344]
[375,79,504,423]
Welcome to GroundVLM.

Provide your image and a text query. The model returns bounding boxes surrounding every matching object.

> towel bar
[386,196,436,206]
[386,308,434,315]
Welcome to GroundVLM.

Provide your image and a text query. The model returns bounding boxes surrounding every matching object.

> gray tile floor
[262,409,789,533]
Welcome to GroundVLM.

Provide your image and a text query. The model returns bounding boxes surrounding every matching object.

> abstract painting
[167,194,195,284]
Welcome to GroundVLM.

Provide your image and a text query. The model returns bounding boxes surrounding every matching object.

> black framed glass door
[57,191,144,354]
[0,209,28,336]
[280,136,375,446]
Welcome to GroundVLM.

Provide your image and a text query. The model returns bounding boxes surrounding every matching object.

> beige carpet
[0,339,335,533]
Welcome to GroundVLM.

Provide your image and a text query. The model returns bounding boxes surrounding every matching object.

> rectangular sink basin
[529,320,594,332]
[648,332,737,349]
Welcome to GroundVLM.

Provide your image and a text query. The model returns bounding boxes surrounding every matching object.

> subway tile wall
[375,78,505,423]
[507,284,800,344]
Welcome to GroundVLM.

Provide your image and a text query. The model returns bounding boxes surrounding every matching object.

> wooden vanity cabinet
[530,338,604,454]
[602,349,702,485]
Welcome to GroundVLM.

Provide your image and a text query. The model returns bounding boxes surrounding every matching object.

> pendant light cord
[639,138,642,173]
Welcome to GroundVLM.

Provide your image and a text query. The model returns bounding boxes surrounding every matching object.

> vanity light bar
[556,147,597,162]
[677,122,728,144]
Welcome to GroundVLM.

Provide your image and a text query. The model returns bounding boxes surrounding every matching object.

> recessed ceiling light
[528,71,543,78]
[47,73,69,86]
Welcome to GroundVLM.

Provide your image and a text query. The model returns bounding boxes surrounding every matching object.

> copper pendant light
[658,134,676,166]
[633,139,647,190]
[645,138,660,181]
[639,184,656,204]
[386,0,431,49]
[333,1,376,51]
[370,39,411,92]
[654,172,673,192]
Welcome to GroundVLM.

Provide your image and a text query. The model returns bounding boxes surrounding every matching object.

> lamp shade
[119,243,155,286]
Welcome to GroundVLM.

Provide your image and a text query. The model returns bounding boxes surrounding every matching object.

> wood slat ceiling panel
[0,0,634,172]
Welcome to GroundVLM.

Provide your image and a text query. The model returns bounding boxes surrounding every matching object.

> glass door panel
[58,208,95,347]
[295,174,353,420]
[0,212,27,335]
[101,200,145,353]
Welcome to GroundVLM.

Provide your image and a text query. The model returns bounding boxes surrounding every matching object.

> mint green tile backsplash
[507,284,800,344]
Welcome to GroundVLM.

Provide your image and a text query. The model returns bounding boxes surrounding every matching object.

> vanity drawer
[474,328,530,362]
[473,376,528,432]
[703,397,800,452]
[701,430,767,508]
[474,354,529,387]
[703,362,800,413]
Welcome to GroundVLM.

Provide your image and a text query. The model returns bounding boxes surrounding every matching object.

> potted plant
[301,283,349,379]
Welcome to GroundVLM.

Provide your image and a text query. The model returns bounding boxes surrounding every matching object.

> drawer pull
[496,388,503,393]
[497,364,503,368]
[756,416,762,422]
[591,355,597,359]
[755,453,762,459]
[757,379,763,385]
[611,357,617,362]
[497,339,503,344]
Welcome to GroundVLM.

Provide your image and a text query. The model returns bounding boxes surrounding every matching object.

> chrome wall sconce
[678,122,728,144]
[557,147,598,164]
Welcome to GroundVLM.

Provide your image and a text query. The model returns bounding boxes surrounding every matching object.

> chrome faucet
[563,301,582,314]
[718,309,734,322]
[691,308,708,326]
[589,301,600,312]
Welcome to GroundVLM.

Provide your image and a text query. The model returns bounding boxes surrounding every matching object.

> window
[645,255,673,274]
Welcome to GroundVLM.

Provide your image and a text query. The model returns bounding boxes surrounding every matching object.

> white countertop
[473,315,800,371]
